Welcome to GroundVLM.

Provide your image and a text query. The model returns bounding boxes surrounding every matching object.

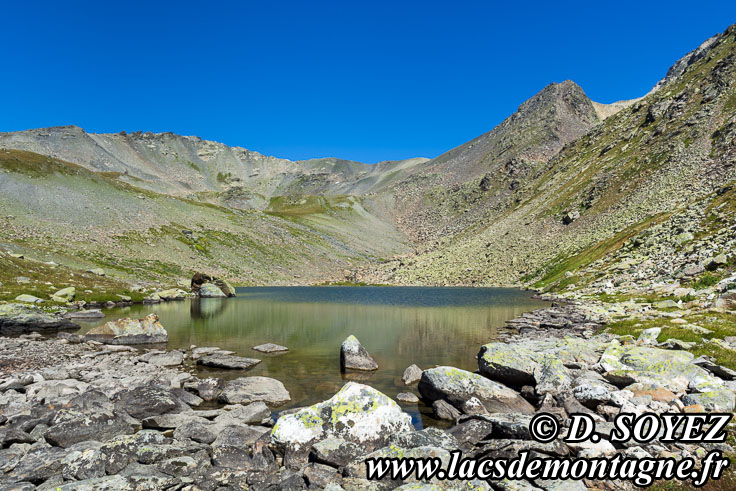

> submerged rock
[340,335,378,371]
[418,366,535,415]
[196,353,261,370]
[252,343,289,353]
[271,382,412,451]
[85,313,168,345]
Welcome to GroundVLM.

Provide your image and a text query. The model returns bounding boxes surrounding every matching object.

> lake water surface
[78,286,547,427]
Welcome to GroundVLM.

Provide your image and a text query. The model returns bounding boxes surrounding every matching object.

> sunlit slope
[0,149,410,285]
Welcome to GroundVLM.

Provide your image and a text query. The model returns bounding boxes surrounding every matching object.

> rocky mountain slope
[363,24,736,289]
[1,25,734,293]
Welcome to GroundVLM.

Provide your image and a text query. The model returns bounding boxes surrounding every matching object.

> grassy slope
[0,149,410,288]
[378,27,736,287]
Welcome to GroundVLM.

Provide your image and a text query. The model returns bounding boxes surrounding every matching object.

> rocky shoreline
[1,297,735,490]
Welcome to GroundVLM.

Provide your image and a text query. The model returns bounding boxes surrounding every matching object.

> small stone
[252,343,289,353]
[396,392,419,403]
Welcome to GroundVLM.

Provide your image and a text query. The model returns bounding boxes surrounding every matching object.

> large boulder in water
[0,303,79,334]
[271,382,412,451]
[418,366,534,415]
[191,272,236,297]
[340,335,378,371]
[85,313,168,345]
[199,283,226,298]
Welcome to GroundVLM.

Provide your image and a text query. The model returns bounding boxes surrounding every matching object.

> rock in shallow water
[252,342,289,353]
[196,353,261,370]
[340,335,378,371]
[85,313,168,345]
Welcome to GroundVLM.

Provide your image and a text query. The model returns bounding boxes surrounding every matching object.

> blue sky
[1,1,733,163]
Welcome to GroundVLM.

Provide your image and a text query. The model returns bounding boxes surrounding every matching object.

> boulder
[139,350,185,367]
[85,313,168,345]
[534,354,572,396]
[66,309,105,319]
[478,343,538,386]
[310,437,366,467]
[196,353,261,370]
[402,364,423,385]
[219,376,291,405]
[0,303,79,334]
[44,410,138,447]
[113,385,186,420]
[432,399,461,421]
[340,335,378,371]
[271,382,412,451]
[418,367,534,415]
[14,294,44,303]
[52,286,76,303]
[154,289,188,301]
[199,283,226,298]
[599,343,710,392]
[86,268,106,276]
[191,272,237,297]
[637,328,661,346]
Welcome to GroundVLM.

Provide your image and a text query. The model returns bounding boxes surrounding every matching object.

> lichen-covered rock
[340,335,378,371]
[478,343,538,385]
[637,327,661,345]
[85,313,168,345]
[534,354,572,396]
[52,286,76,303]
[599,342,710,392]
[199,283,226,298]
[271,382,413,451]
[154,288,188,301]
[418,367,534,415]
[682,378,736,412]
[218,376,291,405]
[0,303,79,334]
[14,294,44,303]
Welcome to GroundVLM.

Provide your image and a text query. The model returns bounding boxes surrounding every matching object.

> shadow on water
[77,286,548,428]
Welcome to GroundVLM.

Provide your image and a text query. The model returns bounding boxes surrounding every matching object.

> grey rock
[402,364,423,385]
[113,385,185,420]
[311,437,365,467]
[0,303,79,334]
[252,343,289,353]
[432,399,461,421]
[340,335,378,371]
[418,366,535,415]
[196,353,261,370]
[397,392,419,403]
[219,376,291,405]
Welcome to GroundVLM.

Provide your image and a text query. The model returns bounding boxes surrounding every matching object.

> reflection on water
[77,286,547,427]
